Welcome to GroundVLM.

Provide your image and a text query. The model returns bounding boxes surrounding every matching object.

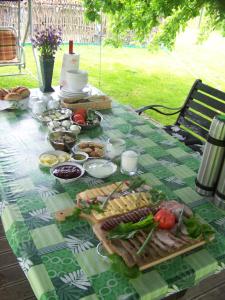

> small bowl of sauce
[72,151,89,163]
[51,162,85,183]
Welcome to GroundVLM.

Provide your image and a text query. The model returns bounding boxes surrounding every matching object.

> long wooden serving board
[55,180,214,271]
[93,222,214,271]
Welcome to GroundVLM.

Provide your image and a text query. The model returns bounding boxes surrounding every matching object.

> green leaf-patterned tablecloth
[1,102,225,300]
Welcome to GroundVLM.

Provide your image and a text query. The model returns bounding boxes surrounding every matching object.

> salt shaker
[196,115,225,196]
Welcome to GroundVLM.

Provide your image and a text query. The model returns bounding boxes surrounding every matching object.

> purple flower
[31,26,63,58]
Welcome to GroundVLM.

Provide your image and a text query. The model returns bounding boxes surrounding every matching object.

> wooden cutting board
[92,222,214,271]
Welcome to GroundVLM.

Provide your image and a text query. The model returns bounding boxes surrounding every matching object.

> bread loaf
[4,92,22,101]
[11,86,30,99]
[0,86,30,100]
[0,88,8,100]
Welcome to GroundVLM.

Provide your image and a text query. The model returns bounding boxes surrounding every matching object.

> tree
[83,0,225,50]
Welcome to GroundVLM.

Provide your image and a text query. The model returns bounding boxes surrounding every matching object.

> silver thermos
[214,159,225,208]
[196,115,225,196]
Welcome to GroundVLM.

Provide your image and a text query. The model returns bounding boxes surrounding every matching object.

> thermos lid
[217,115,225,122]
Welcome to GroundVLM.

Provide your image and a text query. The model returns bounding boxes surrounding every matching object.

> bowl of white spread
[83,159,117,179]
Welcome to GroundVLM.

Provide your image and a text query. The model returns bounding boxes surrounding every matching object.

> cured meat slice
[152,233,171,252]
[167,232,187,246]
[155,230,177,249]
[119,240,147,265]
[111,240,135,267]
[151,242,166,258]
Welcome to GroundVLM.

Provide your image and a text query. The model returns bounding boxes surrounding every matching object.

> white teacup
[28,96,39,109]
[106,138,126,159]
[69,124,81,135]
[32,100,47,115]
[47,99,60,110]
[65,70,88,92]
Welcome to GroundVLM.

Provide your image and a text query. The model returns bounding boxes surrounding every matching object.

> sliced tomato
[75,109,86,118]
[154,209,176,230]
[73,113,85,123]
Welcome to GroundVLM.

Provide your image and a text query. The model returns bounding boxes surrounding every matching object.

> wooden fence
[0,0,107,43]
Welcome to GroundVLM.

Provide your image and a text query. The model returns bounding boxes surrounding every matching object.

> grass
[1,22,225,125]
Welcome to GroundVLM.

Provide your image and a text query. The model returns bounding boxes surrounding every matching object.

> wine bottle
[69,40,74,54]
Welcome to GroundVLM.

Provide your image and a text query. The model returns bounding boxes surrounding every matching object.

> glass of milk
[120,150,138,175]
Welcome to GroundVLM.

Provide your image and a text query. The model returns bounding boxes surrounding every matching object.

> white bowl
[50,162,85,183]
[39,150,71,168]
[65,70,88,92]
[71,151,89,163]
[83,159,117,179]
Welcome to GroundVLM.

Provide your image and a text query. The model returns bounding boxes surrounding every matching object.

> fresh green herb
[108,254,140,278]
[149,188,166,203]
[184,216,214,241]
[82,203,104,214]
[87,109,96,122]
[137,225,157,255]
[65,203,103,221]
[108,214,154,239]
[129,177,145,190]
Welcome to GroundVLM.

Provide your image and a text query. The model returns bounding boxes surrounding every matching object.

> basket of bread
[0,86,30,110]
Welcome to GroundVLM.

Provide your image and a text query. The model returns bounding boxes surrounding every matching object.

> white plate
[62,86,90,93]
[72,140,105,158]
[58,90,89,99]
[34,108,72,123]
[84,159,117,179]
[39,150,71,168]
[50,161,85,183]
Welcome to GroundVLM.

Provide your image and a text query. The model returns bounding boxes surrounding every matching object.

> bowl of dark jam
[50,162,85,183]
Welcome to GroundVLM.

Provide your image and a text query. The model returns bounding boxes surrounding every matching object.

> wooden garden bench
[136,79,225,154]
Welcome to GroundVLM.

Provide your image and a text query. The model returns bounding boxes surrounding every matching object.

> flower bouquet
[31,27,62,92]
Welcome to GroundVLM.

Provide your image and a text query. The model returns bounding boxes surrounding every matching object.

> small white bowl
[71,151,89,163]
[39,150,71,168]
[50,162,85,183]
[83,159,117,179]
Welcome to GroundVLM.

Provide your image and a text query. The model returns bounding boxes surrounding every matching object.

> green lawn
[1,25,225,125]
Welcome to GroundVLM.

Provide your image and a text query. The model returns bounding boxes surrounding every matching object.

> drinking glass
[120,150,138,175]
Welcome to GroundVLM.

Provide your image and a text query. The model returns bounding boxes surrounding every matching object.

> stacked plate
[58,87,90,100]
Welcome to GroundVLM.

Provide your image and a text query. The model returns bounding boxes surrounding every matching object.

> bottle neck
[69,40,74,54]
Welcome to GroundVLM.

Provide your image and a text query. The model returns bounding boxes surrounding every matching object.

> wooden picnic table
[1,90,225,300]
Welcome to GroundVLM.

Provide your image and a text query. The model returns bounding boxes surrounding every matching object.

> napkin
[59,53,80,87]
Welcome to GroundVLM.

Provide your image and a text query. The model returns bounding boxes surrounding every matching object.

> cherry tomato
[154,209,176,230]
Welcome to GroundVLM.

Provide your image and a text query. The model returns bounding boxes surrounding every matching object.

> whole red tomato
[154,209,176,230]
